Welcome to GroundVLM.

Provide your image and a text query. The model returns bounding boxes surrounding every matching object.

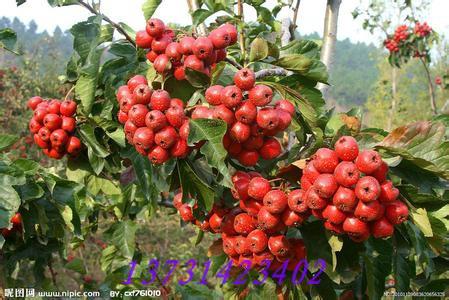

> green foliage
[0,28,21,55]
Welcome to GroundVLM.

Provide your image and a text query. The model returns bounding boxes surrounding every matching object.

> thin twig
[237,0,246,61]
[48,259,59,288]
[64,85,75,101]
[76,0,136,46]
[292,0,301,30]
[225,57,243,70]
[419,56,437,115]
[255,68,289,79]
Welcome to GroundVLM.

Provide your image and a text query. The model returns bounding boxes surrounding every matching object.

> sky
[1,0,449,46]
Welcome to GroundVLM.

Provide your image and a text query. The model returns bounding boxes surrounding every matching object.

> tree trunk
[186,0,207,36]
[318,0,342,98]
[388,67,398,131]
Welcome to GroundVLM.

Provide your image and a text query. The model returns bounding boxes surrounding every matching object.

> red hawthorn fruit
[234,213,256,235]
[342,216,369,240]
[11,213,22,226]
[215,48,227,62]
[145,110,168,132]
[133,84,152,105]
[256,108,279,130]
[29,118,42,134]
[127,75,147,92]
[235,236,252,255]
[237,150,259,166]
[265,219,287,234]
[178,37,196,55]
[27,96,43,110]
[61,117,76,133]
[313,174,339,198]
[235,101,257,124]
[196,220,210,232]
[146,50,158,62]
[234,68,256,91]
[128,104,149,127]
[220,24,238,44]
[263,190,288,214]
[257,207,280,230]
[324,221,344,234]
[303,161,321,183]
[275,109,292,131]
[33,108,48,123]
[248,171,262,178]
[230,121,250,143]
[313,148,339,173]
[34,134,49,149]
[151,35,172,53]
[135,30,153,48]
[38,127,51,142]
[232,171,251,183]
[281,209,306,226]
[287,189,308,213]
[165,105,186,128]
[221,85,243,108]
[379,181,399,203]
[334,136,359,161]
[184,55,205,73]
[165,42,182,61]
[322,205,346,224]
[209,213,223,233]
[334,161,360,187]
[146,18,165,38]
[248,177,271,200]
[274,100,295,116]
[371,217,394,238]
[221,212,238,236]
[223,236,238,257]
[247,229,268,253]
[228,142,242,157]
[179,204,194,222]
[248,85,273,106]
[209,28,231,49]
[214,104,235,126]
[305,188,328,210]
[232,178,250,201]
[355,176,381,202]
[50,129,68,147]
[332,186,357,212]
[191,106,214,119]
[154,54,171,73]
[354,200,382,222]
[205,85,224,106]
[170,98,185,108]
[242,136,264,151]
[117,86,131,101]
[46,148,64,159]
[119,94,137,113]
[66,136,82,155]
[47,100,61,114]
[290,239,307,259]
[155,126,178,149]
[174,66,186,80]
[148,146,170,164]
[179,120,190,140]
[239,198,262,216]
[355,150,382,174]
[253,250,274,266]
[300,176,313,191]
[385,201,409,225]
[133,127,154,150]
[150,90,171,111]
[59,100,77,117]
[372,161,389,183]
[268,235,290,257]
[192,37,214,60]
[173,193,183,209]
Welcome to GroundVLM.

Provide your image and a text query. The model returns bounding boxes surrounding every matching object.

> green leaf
[142,0,162,20]
[210,61,226,85]
[78,124,109,158]
[108,220,137,259]
[0,185,21,228]
[281,39,321,60]
[0,134,19,151]
[177,160,215,211]
[87,147,105,175]
[11,159,39,175]
[70,18,101,62]
[75,48,102,114]
[65,258,86,274]
[192,9,215,26]
[47,0,77,6]
[275,54,328,83]
[328,235,343,271]
[184,68,210,89]
[106,128,126,147]
[188,119,232,188]
[378,121,449,180]
[300,221,333,264]
[403,222,435,278]
[15,181,44,202]
[411,208,433,237]
[249,38,269,62]
[164,76,196,101]
[0,28,21,55]
[392,232,412,292]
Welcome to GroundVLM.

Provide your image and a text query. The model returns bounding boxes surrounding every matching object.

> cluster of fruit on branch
[117,75,191,164]
[27,97,81,159]
[135,18,237,78]
[300,136,408,242]
[1,213,22,238]
[192,68,291,166]
[174,171,307,269]
[384,21,432,57]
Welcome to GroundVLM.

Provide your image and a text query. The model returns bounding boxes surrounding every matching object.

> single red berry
[221,85,243,108]
[178,204,194,222]
[34,133,49,149]
[151,35,172,53]
[61,117,76,133]
[248,177,271,200]
[342,216,370,240]
[154,54,171,73]
[248,85,273,106]
[178,37,195,55]
[29,118,42,134]
[371,217,394,238]
[146,50,158,62]
[209,28,231,49]
[148,146,170,164]
[50,129,69,147]
[268,235,291,257]
[150,90,171,111]
[313,148,339,173]
[223,236,238,257]
[232,178,250,201]
[145,110,167,132]
[324,220,344,234]
[385,201,408,225]
[66,136,82,155]
[124,120,138,143]
[274,100,295,116]
[33,108,47,123]
[133,84,152,105]
[220,24,238,44]
[234,213,256,235]
[372,161,389,183]
[27,96,43,110]
[179,120,190,140]
[242,135,264,151]
[257,207,280,230]
[230,121,250,143]
[322,204,346,224]
[117,86,131,102]
[155,126,178,149]
[184,55,205,73]
[146,18,165,38]
[135,30,153,48]
[213,104,235,126]
[170,139,189,158]
[127,75,148,92]
[165,104,186,128]
[133,127,154,150]
[313,174,338,198]
[379,180,399,203]
[237,150,259,166]
[355,150,383,174]
[38,127,51,142]
[128,104,149,127]
[47,100,61,114]
[119,94,137,113]
[303,161,321,183]
[239,198,262,216]
[209,213,223,233]
[232,171,251,183]
[234,68,256,91]
[275,108,292,131]
[334,136,359,161]
[332,186,357,212]
[256,108,279,130]
[287,189,308,213]
[304,188,328,210]
[281,209,307,227]
[253,250,274,266]
[235,236,252,255]
[43,114,62,131]
[174,66,186,80]
[355,176,381,202]
[235,101,257,124]
[191,106,214,119]
[263,190,288,214]
[205,85,224,106]
[165,42,182,61]
[247,229,268,253]
[192,37,214,60]
[354,200,382,222]
[334,161,360,187]
[300,176,313,191]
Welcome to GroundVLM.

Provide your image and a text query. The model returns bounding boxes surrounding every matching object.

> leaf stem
[76,0,136,46]
[64,85,76,101]
[224,57,243,70]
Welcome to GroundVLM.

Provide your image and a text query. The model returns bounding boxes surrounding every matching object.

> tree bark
[388,67,398,131]
[186,0,207,36]
[318,0,342,98]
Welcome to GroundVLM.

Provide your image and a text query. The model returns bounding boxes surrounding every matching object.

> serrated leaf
[0,185,21,228]
[249,38,269,62]
[109,220,137,259]
[411,208,433,237]
[142,0,162,20]
[210,61,226,85]
[106,128,126,147]
[0,28,21,55]
[184,67,210,89]
[79,124,109,158]
[15,181,44,202]
[0,134,19,151]
[47,0,77,6]
[192,9,215,26]
[188,119,232,188]
[11,159,39,175]
[281,39,321,59]
[300,221,333,264]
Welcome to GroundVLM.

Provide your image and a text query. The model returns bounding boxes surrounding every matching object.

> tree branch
[255,68,289,79]
[187,0,207,36]
[419,57,437,115]
[237,0,246,61]
[225,57,243,70]
[76,0,136,46]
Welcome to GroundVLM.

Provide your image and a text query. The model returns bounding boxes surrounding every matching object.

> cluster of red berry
[174,171,308,269]
[135,18,237,78]
[191,68,293,166]
[300,136,409,242]
[393,25,409,42]
[1,213,22,238]
[117,75,191,164]
[28,97,81,159]
[414,21,432,37]
[435,76,442,85]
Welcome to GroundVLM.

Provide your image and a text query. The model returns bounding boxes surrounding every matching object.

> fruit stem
[76,0,136,47]
[225,57,243,70]
[64,85,76,101]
